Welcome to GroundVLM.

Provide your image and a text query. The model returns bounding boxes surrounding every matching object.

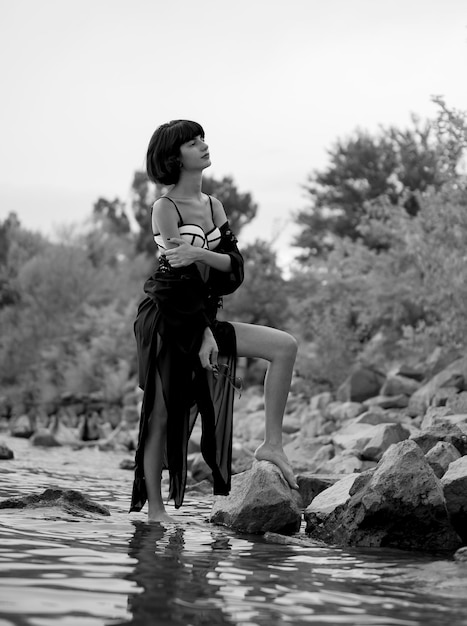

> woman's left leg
[230,321,299,489]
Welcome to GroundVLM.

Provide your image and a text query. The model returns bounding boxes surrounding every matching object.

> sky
[1,0,466,266]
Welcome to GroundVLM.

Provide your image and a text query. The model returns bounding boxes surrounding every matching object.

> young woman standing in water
[130,120,298,523]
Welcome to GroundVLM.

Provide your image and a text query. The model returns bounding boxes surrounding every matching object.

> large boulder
[305,440,461,552]
[304,473,360,525]
[407,356,467,417]
[210,461,302,534]
[441,456,467,543]
[411,423,467,455]
[336,366,386,403]
[30,429,61,447]
[380,374,421,397]
[0,441,14,460]
[425,441,461,478]
[296,473,347,508]
[10,414,34,438]
[0,488,110,517]
[361,423,410,462]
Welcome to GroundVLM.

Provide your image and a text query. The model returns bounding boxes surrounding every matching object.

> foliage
[221,239,289,329]
[295,103,466,258]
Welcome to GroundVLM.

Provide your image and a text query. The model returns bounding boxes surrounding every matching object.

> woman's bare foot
[254,442,299,490]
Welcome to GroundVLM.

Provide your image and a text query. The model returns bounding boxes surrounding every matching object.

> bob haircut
[146,119,205,185]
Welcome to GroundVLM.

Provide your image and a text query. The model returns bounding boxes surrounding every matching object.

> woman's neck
[171,171,203,200]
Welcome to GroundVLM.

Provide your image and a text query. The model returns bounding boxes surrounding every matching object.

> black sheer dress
[130,200,244,512]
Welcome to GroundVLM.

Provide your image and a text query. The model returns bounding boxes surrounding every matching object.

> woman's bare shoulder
[208,195,228,224]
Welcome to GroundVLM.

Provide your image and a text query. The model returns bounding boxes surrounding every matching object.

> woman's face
[179,135,211,172]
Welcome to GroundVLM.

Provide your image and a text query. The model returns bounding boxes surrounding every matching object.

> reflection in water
[126,522,233,626]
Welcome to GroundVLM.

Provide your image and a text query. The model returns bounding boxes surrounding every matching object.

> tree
[295,108,465,258]
[221,240,289,329]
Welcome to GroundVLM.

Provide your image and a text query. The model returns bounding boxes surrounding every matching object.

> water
[1,436,467,626]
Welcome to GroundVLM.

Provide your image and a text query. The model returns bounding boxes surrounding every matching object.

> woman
[130,120,298,523]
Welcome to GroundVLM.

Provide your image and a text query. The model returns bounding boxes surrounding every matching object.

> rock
[306,440,461,552]
[296,473,343,508]
[361,423,411,462]
[407,356,467,417]
[394,364,425,382]
[304,473,360,525]
[425,441,461,478]
[10,414,34,438]
[30,429,61,447]
[381,375,421,397]
[120,458,134,470]
[363,395,409,409]
[447,391,467,414]
[284,437,331,472]
[299,409,323,438]
[319,452,369,474]
[309,392,333,412]
[0,488,110,516]
[420,406,454,429]
[441,456,467,543]
[336,366,386,403]
[185,479,214,496]
[0,441,14,460]
[454,547,467,562]
[263,532,321,547]
[332,422,378,453]
[354,407,395,425]
[210,461,302,534]
[325,401,365,422]
[431,386,462,408]
[190,453,212,483]
[411,423,467,455]
[231,442,255,474]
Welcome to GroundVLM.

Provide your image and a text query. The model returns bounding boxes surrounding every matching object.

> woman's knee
[279,332,298,360]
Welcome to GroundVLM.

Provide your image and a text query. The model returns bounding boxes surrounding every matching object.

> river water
[1,436,467,626]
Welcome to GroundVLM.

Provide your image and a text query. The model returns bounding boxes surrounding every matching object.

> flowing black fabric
[130,222,244,511]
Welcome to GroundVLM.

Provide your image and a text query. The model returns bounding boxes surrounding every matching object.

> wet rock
[381,375,421,397]
[304,473,360,526]
[411,423,467,455]
[441,456,467,543]
[10,414,34,438]
[210,461,302,534]
[306,440,461,552]
[454,547,467,562]
[0,441,14,460]
[361,423,410,462]
[0,488,110,516]
[425,441,461,479]
[263,532,321,547]
[336,366,386,403]
[296,473,343,508]
[120,458,134,470]
[30,429,61,447]
[407,356,467,417]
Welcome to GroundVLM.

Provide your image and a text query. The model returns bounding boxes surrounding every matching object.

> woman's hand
[199,327,218,371]
[164,238,201,268]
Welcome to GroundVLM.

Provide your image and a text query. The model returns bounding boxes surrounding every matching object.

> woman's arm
[164,196,232,272]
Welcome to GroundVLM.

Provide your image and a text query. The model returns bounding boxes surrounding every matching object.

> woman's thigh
[230,321,297,362]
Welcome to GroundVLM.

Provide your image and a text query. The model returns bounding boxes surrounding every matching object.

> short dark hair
[146,119,205,185]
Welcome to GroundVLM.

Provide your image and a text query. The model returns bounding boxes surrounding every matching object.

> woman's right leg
[143,369,175,523]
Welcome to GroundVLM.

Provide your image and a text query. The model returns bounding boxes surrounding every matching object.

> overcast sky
[1,0,466,265]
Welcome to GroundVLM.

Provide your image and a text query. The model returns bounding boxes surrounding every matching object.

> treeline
[1,98,466,410]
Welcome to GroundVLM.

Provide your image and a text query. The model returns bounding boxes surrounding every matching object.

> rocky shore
[2,353,467,555]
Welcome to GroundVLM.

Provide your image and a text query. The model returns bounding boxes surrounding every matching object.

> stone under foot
[254,443,299,490]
